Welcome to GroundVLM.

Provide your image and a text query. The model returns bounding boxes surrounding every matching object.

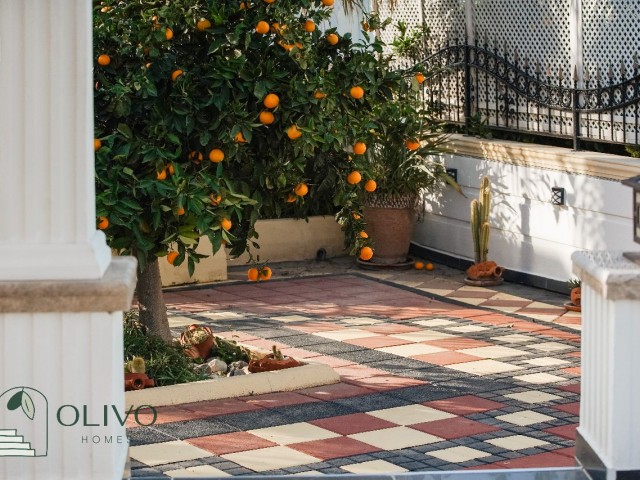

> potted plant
[566,278,581,311]
[180,324,215,360]
[465,176,505,286]
[248,345,301,373]
[124,356,155,391]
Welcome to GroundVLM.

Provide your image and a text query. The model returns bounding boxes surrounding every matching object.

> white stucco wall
[325,0,370,43]
[417,141,639,283]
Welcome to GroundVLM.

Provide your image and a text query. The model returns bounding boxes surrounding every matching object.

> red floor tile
[566,351,581,358]
[180,398,262,417]
[186,431,277,455]
[334,365,389,379]
[242,391,321,409]
[484,452,575,468]
[410,417,500,439]
[361,324,423,335]
[425,338,493,350]
[424,395,505,415]
[344,374,427,391]
[310,413,397,435]
[553,402,580,415]
[214,330,260,342]
[542,330,581,342]
[553,447,576,458]
[289,436,381,460]
[446,291,497,299]
[345,336,412,349]
[412,351,483,365]
[561,367,581,376]
[545,424,578,440]
[296,382,374,400]
[280,347,322,359]
[125,405,195,427]
[558,383,581,394]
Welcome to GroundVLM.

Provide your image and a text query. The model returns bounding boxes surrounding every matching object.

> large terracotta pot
[363,194,417,265]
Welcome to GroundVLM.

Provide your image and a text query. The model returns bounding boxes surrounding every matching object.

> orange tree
[94,1,425,339]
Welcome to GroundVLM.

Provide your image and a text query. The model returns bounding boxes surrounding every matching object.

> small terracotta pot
[570,287,581,307]
[466,260,504,280]
[124,373,155,391]
[248,354,301,373]
[180,325,215,359]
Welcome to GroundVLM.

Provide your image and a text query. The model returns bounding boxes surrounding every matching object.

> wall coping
[446,134,640,181]
[572,250,640,300]
[0,257,137,313]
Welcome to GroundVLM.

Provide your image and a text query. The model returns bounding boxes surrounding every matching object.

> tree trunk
[136,258,172,342]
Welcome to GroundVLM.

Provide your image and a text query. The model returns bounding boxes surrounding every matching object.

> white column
[572,250,640,480]
[0,1,137,479]
[0,0,111,281]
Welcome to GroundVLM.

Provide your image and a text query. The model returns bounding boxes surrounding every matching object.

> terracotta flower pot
[180,325,215,359]
[362,195,417,265]
[466,261,504,280]
[124,373,155,391]
[570,287,581,307]
[248,354,301,373]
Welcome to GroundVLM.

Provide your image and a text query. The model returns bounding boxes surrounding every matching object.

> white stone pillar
[572,250,640,480]
[0,0,111,281]
[0,1,137,479]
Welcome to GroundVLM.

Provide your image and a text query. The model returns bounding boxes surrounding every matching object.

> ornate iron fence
[421,39,640,150]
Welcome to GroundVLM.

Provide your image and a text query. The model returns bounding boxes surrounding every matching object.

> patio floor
[128,258,581,478]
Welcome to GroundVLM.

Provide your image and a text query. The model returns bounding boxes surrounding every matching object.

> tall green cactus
[471,176,491,264]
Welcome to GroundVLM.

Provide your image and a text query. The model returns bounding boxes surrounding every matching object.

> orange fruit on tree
[255,21,270,34]
[294,182,309,196]
[286,124,302,140]
[414,261,425,270]
[405,139,420,151]
[350,86,364,99]
[359,246,374,261]
[209,148,224,163]
[322,0,334,6]
[247,267,259,281]
[240,2,247,9]
[196,18,211,31]
[259,111,275,125]
[364,179,377,192]
[220,218,232,231]
[263,93,280,109]
[326,33,339,45]
[97,216,109,230]
[347,171,362,185]
[359,231,368,238]
[259,266,272,280]
[156,168,167,180]
[165,27,174,40]
[294,41,303,50]
[189,151,203,163]
[264,0,275,3]
[171,69,183,81]
[303,19,316,32]
[94,138,102,151]
[100,6,112,12]
[314,91,326,99]
[415,72,425,84]
[167,163,175,175]
[97,54,111,66]
[352,212,361,220]
[426,263,434,271]
[176,206,185,216]
[234,131,247,143]
[361,21,370,31]
[271,22,282,34]
[353,142,367,155]
[210,193,222,206]
[286,193,297,203]
[166,251,179,265]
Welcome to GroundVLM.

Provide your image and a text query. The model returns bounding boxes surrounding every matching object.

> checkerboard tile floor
[130,268,580,477]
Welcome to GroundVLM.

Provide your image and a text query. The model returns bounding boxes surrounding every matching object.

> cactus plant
[124,356,146,374]
[471,176,491,264]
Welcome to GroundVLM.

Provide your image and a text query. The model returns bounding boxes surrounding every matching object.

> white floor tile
[342,460,409,474]
[130,441,212,467]
[446,359,524,376]
[531,342,574,352]
[524,357,571,367]
[491,334,537,343]
[504,391,562,404]
[390,330,456,343]
[427,445,492,462]
[367,404,455,425]
[222,446,321,472]
[513,373,567,384]
[314,329,379,341]
[377,343,447,357]
[249,422,339,445]
[458,346,530,359]
[496,410,556,426]
[486,435,550,450]
[349,426,443,450]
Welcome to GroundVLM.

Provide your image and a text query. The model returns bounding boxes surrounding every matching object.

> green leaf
[7,391,23,411]
[21,392,35,420]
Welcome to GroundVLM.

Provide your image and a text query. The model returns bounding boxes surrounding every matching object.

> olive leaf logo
[6,389,35,420]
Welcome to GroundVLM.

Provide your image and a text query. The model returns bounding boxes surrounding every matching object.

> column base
[576,431,640,480]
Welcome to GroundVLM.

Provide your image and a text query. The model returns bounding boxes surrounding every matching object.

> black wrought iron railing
[421,40,640,151]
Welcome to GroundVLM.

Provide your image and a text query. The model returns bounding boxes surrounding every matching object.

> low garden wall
[417,134,639,286]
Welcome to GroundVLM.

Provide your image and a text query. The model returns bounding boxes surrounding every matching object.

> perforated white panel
[376,0,424,48]
[422,0,466,46]
[582,0,640,84]
[472,0,571,81]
